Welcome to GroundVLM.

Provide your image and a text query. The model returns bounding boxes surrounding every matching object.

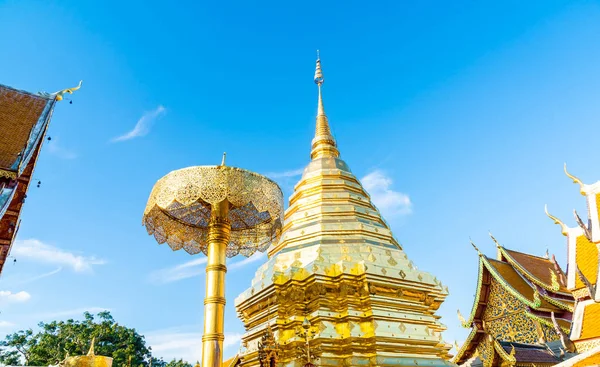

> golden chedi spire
[311,51,339,160]
[235,54,454,367]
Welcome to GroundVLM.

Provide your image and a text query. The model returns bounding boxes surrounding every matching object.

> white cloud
[0,291,31,303]
[263,168,304,179]
[361,170,412,216]
[15,267,63,285]
[149,257,207,284]
[229,252,265,270]
[145,327,242,363]
[150,252,265,284]
[12,239,105,273]
[0,320,15,328]
[46,137,77,159]
[35,307,111,320]
[111,105,166,142]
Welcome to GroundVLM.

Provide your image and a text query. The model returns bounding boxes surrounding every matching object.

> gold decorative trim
[0,169,16,180]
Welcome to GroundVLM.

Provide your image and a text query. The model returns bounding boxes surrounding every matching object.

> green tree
[164,359,192,367]
[0,311,152,367]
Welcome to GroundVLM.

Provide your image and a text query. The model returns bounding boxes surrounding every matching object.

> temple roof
[462,251,572,329]
[499,341,561,365]
[0,81,77,275]
[455,246,574,365]
[0,84,55,179]
[546,166,600,294]
[500,247,569,294]
[578,301,600,340]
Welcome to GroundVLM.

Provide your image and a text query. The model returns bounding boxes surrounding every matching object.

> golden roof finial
[457,309,469,328]
[489,232,501,248]
[564,163,587,196]
[311,51,339,160]
[87,337,96,356]
[53,80,83,101]
[544,205,569,236]
[470,238,482,256]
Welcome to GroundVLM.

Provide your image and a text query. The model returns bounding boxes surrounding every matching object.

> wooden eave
[0,135,45,274]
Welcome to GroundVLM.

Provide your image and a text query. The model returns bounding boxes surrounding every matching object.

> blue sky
[1,0,600,362]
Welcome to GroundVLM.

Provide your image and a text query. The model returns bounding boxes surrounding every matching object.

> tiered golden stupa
[234,55,454,366]
[61,338,113,367]
[545,166,600,366]
[453,236,575,367]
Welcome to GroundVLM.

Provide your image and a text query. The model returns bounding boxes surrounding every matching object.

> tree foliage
[151,358,193,367]
[0,311,152,366]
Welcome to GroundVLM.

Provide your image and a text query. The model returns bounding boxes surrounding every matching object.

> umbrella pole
[202,200,230,367]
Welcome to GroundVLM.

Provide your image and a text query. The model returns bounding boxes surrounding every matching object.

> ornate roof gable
[546,165,600,301]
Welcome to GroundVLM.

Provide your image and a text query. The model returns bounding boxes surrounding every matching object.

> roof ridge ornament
[544,205,569,236]
[457,309,470,328]
[40,80,83,101]
[551,312,576,353]
[550,268,561,292]
[489,232,501,248]
[564,163,587,196]
[573,209,592,241]
[469,238,482,256]
[576,265,596,298]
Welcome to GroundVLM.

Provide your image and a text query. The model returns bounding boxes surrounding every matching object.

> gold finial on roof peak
[544,205,569,236]
[564,163,587,195]
[310,51,339,160]
[54,80,83,101]
[489,232,501,248]
[470,238,482,256]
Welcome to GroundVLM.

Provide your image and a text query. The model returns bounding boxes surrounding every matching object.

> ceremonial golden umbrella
[142,156,283,367]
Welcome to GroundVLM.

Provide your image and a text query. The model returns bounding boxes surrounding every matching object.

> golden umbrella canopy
[142,161,284,367]
[142,164,284,257]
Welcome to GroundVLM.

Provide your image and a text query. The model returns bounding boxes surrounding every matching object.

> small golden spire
[311,51,339,160]
[564,163,587,195]
[87,337,96,356]
[545,205,569,236]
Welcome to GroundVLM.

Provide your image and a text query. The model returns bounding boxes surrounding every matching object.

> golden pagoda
[453,236,575,367]
[234,55,454,366]
[544,166,600,366]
